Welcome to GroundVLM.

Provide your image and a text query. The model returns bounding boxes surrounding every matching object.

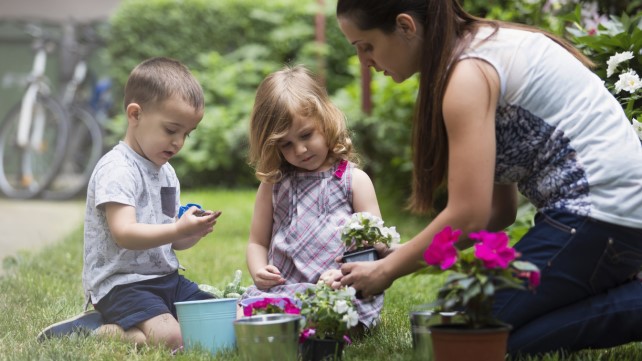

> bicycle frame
[17,45,48,149]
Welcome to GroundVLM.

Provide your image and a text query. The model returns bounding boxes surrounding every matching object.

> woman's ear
[396,13,418,39]
[126,103,141,125]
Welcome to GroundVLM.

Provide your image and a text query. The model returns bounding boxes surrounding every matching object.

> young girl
[242,65,383,330]
[335,0,642,356]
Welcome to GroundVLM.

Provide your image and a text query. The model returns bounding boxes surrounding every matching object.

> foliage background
[102,0,642,214]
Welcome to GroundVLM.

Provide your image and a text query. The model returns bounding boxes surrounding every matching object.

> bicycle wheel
[0,94,69,199]
[42,106,103,200]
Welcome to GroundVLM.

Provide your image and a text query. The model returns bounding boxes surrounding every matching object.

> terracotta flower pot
[429,323,511,361]
[341,247,378,263]
[300,337,345,361]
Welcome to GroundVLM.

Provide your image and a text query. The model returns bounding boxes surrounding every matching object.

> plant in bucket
[419,226,541,361]
[241,296,302,317]
[296,280,359,361]
[340,212,400,263]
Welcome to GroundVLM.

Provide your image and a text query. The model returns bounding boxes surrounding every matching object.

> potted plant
[296,281,359,361]
[340,212,400,263]
[419,226,541,361]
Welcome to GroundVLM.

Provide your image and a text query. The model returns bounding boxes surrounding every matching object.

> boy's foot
[37,310,104,342]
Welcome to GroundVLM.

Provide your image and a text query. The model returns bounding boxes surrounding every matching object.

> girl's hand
[320,269,343,289]
[254,265,286,290]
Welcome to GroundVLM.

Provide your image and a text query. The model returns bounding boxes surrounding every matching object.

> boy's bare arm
[105,202,218,250]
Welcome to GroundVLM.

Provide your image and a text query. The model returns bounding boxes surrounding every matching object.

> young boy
[37,57,220,350]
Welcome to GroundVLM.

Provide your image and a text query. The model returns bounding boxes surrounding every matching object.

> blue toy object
[178,203,203,218]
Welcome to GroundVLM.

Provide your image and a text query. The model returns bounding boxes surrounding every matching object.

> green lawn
[0,189,640,360]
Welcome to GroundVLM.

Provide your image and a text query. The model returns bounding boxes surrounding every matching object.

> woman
[335,0,642,355]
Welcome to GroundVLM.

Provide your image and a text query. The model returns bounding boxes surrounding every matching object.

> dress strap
[334,159,348,179]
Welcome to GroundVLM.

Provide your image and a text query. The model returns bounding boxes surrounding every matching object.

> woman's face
[338,14,422,83]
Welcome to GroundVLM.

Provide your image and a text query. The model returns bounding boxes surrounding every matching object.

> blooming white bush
[296,281,359,341]
[341,212,400,250]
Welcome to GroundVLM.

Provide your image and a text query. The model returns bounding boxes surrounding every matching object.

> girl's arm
[246,182,285,289]
[351,168,382,216]
[340,58,501,297]
[105,202,218,250]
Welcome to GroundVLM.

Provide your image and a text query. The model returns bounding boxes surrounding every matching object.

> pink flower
[471,230,516,269]
[424,226,461,270]
[299,328,316,343]
[243,297,301,316]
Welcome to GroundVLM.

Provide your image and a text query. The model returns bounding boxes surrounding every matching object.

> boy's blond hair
[123,57,204,112]
[248,65,356,183]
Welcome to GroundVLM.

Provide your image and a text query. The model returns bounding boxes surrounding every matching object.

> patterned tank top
[242,160,384,328]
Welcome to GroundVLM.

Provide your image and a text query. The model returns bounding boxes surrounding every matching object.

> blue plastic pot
[175,298,238,354]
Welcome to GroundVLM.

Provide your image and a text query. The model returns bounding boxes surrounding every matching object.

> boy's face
[125,95,204,167]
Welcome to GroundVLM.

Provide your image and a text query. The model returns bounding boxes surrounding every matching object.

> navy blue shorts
[94,271,214,330]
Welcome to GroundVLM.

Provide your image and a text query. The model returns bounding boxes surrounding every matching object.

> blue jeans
[492,210,642,356]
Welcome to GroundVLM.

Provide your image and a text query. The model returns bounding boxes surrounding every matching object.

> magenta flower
[517,270,541,288]
[243,297,301,316]
[424,226,461,270]
[284,300,301,315]
[471,230,516,269]
[299,328,316,343]
[423,226,541,329]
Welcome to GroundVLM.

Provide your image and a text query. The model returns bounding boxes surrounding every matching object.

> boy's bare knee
[96,324,147,346]
[139,313,183,349]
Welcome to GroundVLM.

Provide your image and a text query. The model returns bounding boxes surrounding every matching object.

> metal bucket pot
[409,310,463,360]
[234,313,303,361]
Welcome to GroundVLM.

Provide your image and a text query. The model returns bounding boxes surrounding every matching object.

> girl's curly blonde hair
[248,65,357,183]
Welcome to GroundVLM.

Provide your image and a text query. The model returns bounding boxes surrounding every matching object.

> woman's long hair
[337,0,593,214]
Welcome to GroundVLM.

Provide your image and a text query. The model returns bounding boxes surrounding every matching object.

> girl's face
[338,14,422,83]
[277,115,331,172]
[125,95,203,167]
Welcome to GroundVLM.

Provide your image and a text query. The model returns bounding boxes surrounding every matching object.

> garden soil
[0,198,85,276]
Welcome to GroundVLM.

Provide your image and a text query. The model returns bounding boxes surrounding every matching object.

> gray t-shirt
[82,141,181,304]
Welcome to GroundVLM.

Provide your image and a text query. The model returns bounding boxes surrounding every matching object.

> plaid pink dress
[242,160,384,328]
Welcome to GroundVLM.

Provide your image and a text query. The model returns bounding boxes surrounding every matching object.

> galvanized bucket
[409,309,463,360]
[234,313,303,361]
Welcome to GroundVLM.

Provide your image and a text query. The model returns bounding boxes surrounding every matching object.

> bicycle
[40,21,107,200]
[0,24,69,199]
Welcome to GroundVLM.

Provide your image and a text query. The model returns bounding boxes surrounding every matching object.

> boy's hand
[253,265,286,290]
[173,209,222,250]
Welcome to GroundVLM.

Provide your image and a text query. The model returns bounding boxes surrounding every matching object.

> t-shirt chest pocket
[160,187,177,218]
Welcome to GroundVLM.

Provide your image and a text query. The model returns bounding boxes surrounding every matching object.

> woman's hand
[253,265,286,290]
[339,259,392,298]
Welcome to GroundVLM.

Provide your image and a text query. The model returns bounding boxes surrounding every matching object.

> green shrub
[565,9,642,121]
[105,0,354,187]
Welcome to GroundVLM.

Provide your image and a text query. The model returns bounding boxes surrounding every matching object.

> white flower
[632,119,642,141]
[337,286,357,299]
[342,309,359,328]
[381,226,401,244]
[348,223,364,231]
[614,69,642,94]
[607,51,634,77]
[333,300,349,314]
